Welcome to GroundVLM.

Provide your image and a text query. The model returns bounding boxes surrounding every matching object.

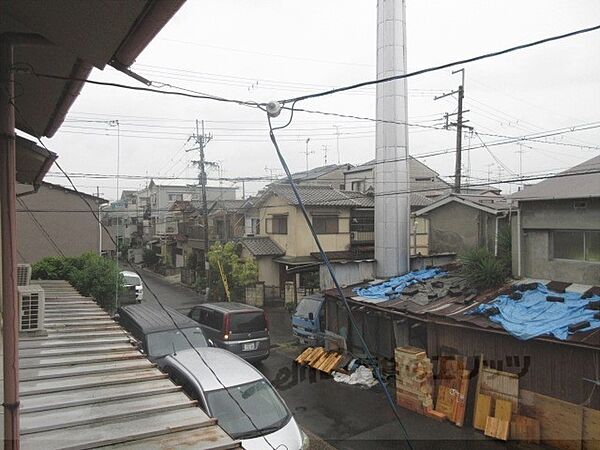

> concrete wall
[513,198,600,284]
[240,248,280,291]
[425,202,498,255]
[17,184,114,264]
[257,195,351,257]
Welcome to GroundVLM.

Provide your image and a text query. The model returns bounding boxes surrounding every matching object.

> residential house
[344,157,454,256]
[102,190,142,251]
[238,184,373,297]
[413,192,510,256]
[511,155,600,284]
[238,236,286,298]
[208,199,246,242]
[134,180,236,238]
[283,163,353,188]
[17,182,114,263]
[343,156,452,198]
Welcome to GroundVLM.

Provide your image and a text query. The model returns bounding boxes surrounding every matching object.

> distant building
[413,193,509,256]
[134,179,237,238]
[282,164,353,188]
[17,182,113,263]
[343,157,452,198]
[511,155,600,284]
[238,184,373,297]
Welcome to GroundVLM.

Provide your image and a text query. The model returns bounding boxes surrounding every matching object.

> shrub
[459,247,510,290]
[32,253,122,310]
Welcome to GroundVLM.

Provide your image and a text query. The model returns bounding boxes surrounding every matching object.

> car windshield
[295,298,321,319]
[123,275,141,286]
[146,327,207,358]
[205,379,290,439]
[230,312,266,333]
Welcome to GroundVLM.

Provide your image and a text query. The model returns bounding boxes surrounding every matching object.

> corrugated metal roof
[267,184,374,207]
[326,274,600,349]
[238,236,285,256]
[19,280,241,450]
[510,154,600,201]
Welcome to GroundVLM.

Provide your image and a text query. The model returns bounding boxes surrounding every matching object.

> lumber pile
[394,346,434,415]
[294,347,345,374]
[472,354,538,443]
[434,355,470,426]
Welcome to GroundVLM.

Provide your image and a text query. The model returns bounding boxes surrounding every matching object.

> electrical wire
[279,23,600,104]
[51,158,284,450]
[267,104,414,450]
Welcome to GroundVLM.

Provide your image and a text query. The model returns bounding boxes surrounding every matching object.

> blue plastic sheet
[352,268,447,303]
[470,284,600,340]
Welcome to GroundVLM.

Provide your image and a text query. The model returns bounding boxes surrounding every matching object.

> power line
[279,23,600,103]
[266,106,414,449]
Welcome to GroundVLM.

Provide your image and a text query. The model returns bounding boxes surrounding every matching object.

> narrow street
[138,270,514,450]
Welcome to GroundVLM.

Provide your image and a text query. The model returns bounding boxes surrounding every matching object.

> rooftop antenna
[322,144,328,165]
[300,138,314,171]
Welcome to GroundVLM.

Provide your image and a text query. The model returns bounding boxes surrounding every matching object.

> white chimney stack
[375,0,410,278]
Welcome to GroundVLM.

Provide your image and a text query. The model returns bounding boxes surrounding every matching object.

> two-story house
[135,179,237,238]
[343,157,453,256]
[238,184,373,297]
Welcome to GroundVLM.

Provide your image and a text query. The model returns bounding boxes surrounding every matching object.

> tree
[207,242,258,301]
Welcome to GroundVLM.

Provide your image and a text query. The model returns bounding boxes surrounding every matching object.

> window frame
[266,215,288,235]
[552,230,600,262]
[312,215,340,234]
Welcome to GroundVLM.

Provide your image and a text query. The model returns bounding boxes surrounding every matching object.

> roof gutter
[112,0,186,67]
[44,0,186,138]
[44,58,92,138]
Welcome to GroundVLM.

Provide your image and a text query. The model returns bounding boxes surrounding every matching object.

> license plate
[243,342,256,351]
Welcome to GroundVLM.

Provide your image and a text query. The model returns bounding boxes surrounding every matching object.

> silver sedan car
[162,347,309,450]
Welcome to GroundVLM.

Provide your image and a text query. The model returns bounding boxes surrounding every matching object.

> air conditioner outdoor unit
[17,263,32,286]
[18,285,45,332]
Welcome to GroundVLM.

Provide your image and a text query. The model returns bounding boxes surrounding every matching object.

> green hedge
[32,253,122,309]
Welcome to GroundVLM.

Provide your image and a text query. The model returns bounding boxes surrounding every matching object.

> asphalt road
[136,270,516,450]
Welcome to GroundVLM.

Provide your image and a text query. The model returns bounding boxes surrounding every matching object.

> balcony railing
[351,230,374,243]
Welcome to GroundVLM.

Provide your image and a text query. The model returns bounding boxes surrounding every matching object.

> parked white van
[121,270,143,301]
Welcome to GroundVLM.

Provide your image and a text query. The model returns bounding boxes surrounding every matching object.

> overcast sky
[43,0,600,200]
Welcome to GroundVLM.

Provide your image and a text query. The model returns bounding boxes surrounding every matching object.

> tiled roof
[510,154,600,201]
[239,236,285,256]
[287,164,351,181]
[410,192,433,207]
[268,184,374,207]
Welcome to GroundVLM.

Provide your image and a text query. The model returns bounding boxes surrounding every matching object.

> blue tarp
[469,283,600,340]
[352,268,447,303]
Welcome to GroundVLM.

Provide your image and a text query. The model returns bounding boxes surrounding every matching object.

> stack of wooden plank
[394,346,434,415]
[294,347,345,374]
[434,355,470,426]
[472,354,538,443]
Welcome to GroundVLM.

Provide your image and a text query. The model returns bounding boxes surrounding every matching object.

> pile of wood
[434,355,470,426]
[295,347,345,374]
[473,355,539,443]
[394,346,435,415]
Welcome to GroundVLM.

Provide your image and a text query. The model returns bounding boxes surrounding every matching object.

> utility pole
[333,125,340,164]
[516,143,531,190]
[434,69,470,193]
[97,186,103,255]
[188,119,213,297]
[322,144,328,165]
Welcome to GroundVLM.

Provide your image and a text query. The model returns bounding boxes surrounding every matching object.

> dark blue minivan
[292,294,325,346]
